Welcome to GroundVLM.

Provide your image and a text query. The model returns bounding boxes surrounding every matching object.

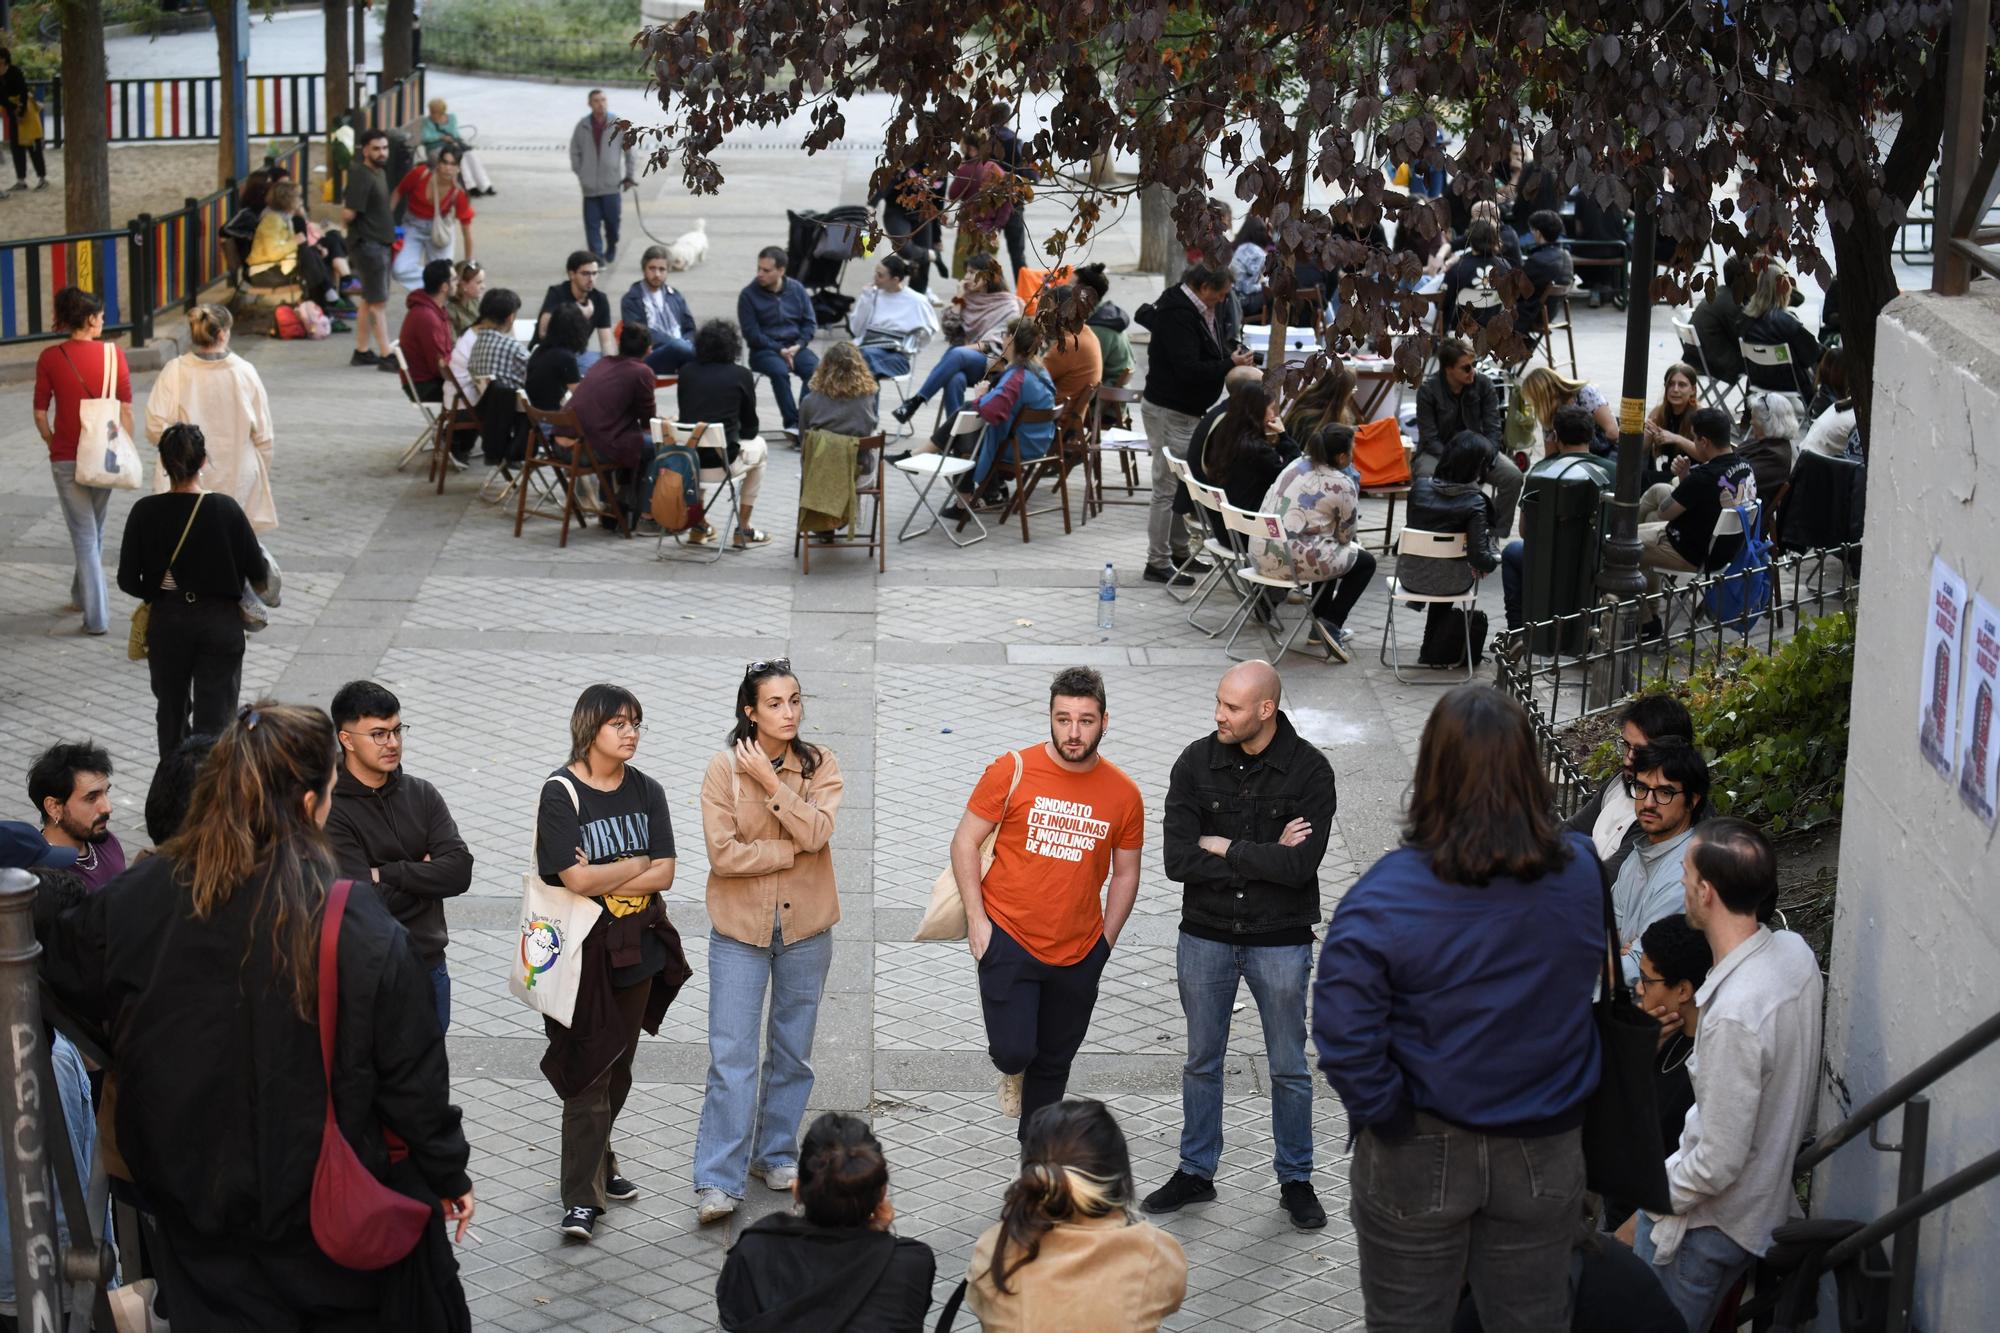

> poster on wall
[1918,556,1967,777]
[1958,594,1999,825]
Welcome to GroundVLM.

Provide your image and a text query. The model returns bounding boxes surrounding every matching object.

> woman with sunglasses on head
[693,660,846,1226]
[540,684,692,1243]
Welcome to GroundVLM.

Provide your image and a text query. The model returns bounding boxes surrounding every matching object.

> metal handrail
[1795,1009,2000,1172]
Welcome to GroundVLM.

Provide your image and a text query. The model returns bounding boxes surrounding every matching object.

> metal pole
[1886,1095,1930,1333]
[1597,193,1657,606]
[231,0,251,184]
[0,868,64,1330]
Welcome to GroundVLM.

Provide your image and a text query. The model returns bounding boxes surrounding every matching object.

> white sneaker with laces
[696,1188,738,1225]
[997,1070,1024,1118]
[752,1163,799,1190]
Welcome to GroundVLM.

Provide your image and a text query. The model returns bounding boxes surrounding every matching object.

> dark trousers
[1003,210,1031,287]
[149,1214,382,1332]
[560,977,650,1209]
[1312,548,1377,629]
[1501,539,1525,629]
[11,139,46,183]
[146,596,245,759]
[977,924,1111,1137]
[582,192,622,260]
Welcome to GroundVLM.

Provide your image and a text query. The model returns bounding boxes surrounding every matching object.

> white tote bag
[914,750,1022,942]
[67,345,142,491]
[508,775,605,1028]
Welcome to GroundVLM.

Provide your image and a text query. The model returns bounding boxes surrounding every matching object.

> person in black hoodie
[325,679,473,1032]
[716,1112,935,1333]
[1135,261,1256,585]
[35,702,474,1331]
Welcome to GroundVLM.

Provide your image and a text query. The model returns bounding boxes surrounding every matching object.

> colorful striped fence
[35,72,347,146]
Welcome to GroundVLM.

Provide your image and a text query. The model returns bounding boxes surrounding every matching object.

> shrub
[424,0,649,84]
[1585,612,1856,834]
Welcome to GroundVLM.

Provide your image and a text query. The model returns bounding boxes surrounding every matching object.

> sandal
[732,527,772,548]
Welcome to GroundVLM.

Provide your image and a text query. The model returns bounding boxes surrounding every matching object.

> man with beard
[28,741,124,891]
[949,666,1144,1136]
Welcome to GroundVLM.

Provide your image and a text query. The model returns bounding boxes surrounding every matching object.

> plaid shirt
[467,328,528,389]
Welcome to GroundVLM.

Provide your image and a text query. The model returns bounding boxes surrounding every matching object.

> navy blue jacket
[620,281,695,348]
[1313,833,1603,1139]
[736,277,818,354]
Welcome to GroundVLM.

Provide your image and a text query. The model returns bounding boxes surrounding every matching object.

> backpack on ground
[272,304,309,340]
[1702,503,1772,634]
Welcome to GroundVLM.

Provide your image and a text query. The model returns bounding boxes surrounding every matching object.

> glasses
[574,268,600,279]
[604,718,646,736]
[344,724,410,745]
[1633,971,1665,992]
[1623,776,1684,804]
[745,658,792,677]
[1614,736,1634,755]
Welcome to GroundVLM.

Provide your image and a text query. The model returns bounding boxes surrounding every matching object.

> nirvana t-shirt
[968,746,1144,967]
[1665,452,1757,569]
[537,765,674,985]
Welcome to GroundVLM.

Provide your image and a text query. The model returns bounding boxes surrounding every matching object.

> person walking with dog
[570,89,638,266]
[950,667,1144,1137]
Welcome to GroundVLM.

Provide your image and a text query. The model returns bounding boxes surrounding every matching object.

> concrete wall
[1818,287,2000,1330]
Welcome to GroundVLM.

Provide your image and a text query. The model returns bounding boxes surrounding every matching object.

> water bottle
[1097,563,1117,630]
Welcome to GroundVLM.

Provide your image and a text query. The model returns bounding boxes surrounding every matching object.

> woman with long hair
[1517,364,1617,454]
[968,1101,1186,1331]
[945,320,1058,516]
[1740,260,1821,391]
[715,1112,935,1331]
[800,341,883,440]
[1642,361,1703,485]
[1281,358,1360,439]
[1192,380,1296,521]
[446,260,486,339]
[540,684,691,1242]
[1040,283,1105,429]
[38,702,474,1329]
[32,286,135,637]
[145,303,279,534]
[1315,685,1601,1332]
[893,251,1020,425]
[694,661,845,1225]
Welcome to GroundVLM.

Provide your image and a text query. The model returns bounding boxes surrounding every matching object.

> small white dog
[664,219,708,271]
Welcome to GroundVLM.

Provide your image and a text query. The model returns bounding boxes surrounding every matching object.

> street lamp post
[1597,195,1659,606]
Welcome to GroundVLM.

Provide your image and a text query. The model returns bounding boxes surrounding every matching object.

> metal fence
[1495,544,1864,818]
[29,70,419,146]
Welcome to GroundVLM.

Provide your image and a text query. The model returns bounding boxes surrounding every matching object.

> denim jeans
[860,345,911,380]
[968,421,1050,489]
[582,191,622,259]
[748,345,820,429]
[1176,933,1314,1182]
[429,961,451,1033]
[644,336,696,376]
[692,912,835,1198]
[50,462,110,634]
[1350,1114,1584,1333]
[916,345,990,418]
[1632,1214,1755,1332]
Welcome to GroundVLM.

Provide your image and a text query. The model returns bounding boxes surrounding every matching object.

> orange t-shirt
[968,745,1145,966]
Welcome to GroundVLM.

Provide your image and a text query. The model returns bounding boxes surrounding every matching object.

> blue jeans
[644,337,695,375]
[915,345,990,417]
[692,913,834,1197]
[860,346,910,379]
[748,345,819,429]
[1501,538,1525,629]
[582,191,622,259]
[50,462,110,634]
[968,422,1049,489]
[1632,1214,1755,1332]
[429,961,451,1033]
[1176,933,1314,1182]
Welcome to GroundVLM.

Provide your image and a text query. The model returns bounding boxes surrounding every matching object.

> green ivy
[1584,613,1856,835]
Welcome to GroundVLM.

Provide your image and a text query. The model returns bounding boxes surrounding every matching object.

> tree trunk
[60,0,110,232]
[382,0,415,84]
[352,0,367,79]
[325,0,352,123]
[1139,182,1182,278]
[209,0,241,185]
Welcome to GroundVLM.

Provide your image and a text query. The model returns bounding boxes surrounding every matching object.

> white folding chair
[1217,501,1338,663]
[1674,314,1746,419]
[879,372,917,437]
[649,419,738,563]
[390,345,439,471]
[1379,528,1479,683]
[1182,477,1249,635]
[1739,339,1811,409]
[1158,451,1212,607]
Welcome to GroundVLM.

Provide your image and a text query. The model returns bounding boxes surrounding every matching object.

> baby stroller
[786,205,873,327]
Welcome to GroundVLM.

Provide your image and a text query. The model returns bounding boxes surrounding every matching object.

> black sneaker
[1143,565,1196,588]
[605,1173,640,1202]
[892,395,927,425]
[1141,1170,1217,1215]
[559,1205,601,1239]
[349,349,380,366]
[1280,1180,1327,1230]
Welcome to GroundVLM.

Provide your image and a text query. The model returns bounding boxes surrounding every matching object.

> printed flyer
[1918,557,1967,777]
[1958,593,1999,825]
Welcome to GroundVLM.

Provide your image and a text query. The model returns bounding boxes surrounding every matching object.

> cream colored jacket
[146,351,277,533]
[967,1213,1187,1333]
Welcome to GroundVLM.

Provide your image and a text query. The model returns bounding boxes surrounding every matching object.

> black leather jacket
[1163,712,1338,936]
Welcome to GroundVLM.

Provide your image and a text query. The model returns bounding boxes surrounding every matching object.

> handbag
[914,750,1023,942]
[127,493,204,662]
[427,169,453,252]
[64,345,142,490]
[508,775,605,1028]
[1580,868,1673,1215]
[310,878,437,1270]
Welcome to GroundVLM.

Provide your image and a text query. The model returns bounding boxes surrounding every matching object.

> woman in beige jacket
[968,1100,1187,1332]
[145,304,277,533]
[694,659,845,1226]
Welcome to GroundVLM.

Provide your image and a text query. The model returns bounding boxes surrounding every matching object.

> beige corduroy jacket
[699,745,844,947]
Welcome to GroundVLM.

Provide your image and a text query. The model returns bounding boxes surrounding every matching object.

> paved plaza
[0,20,1855,1329]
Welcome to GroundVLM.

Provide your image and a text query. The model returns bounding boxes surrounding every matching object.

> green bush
[424,0,650,84]
[1584,612,1856,834]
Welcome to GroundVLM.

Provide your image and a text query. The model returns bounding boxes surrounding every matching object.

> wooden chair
[515,398,623,548]
[796,433,888,573]
[987,406,1070,542]
[1086,384,1149,517]
[434,358,482,495]
[389,345,440,471]
[1538,285,1579,376]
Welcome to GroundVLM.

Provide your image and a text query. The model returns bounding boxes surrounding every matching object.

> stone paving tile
[875,941,1188,1054]
[401,576,794,636]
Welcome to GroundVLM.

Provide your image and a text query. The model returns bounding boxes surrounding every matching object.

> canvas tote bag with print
[508,774,605,1028]
[66,345,142,490]
[914,749,1023,942]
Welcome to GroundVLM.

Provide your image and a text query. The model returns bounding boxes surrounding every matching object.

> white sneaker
[752,1163,798,1190]
[696,1188,738,1225]
[997,1070,1024,1118]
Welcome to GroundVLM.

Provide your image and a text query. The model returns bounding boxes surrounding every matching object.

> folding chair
[1182,477,1250,636]
[1159,451,1216,609]
[1655,499,1761,638]
[1216,501,1339,663]
[434,358,483,495]
[878,372,918,437]
[649,419,736,563]
[982,406,1067,542]
[796,433,887,573]
[1379,529,1478,684]
[1674,314,1745,418]
[1739,339,1812,410]
[515,399,621,548]
[389,345,439,471]
[1086,385,1150,517]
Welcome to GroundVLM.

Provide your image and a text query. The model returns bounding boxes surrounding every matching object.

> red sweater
[400,290,453,384]
[34,340,132,462]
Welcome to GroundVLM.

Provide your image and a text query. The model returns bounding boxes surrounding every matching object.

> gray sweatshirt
[570,114,639,198]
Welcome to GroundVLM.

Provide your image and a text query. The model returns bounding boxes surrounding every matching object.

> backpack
[1702,503,1772,634]
[649,433,705,533]
[296,300,332,339]
[272,304,308,340]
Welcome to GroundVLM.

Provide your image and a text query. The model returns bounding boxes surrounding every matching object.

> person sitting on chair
[1739,263,1819,397]
[944,321,1055,520]
[1636,406,1759,613]
[566,323,660,529]
[848,253,941,381]
[892,252,1018,426]
[422,97,495,195]
[800,342,883,479]
[738,246,821,442]
[674,319,771,549]
[623,246,699,377]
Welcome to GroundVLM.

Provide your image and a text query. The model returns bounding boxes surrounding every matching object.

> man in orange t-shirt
[951,666,1144,1136]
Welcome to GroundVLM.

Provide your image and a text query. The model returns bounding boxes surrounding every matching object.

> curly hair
[693,318,743,365]
[808,341,877,400]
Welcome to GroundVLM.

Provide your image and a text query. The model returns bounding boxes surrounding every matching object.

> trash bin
[1519,455,1611,656]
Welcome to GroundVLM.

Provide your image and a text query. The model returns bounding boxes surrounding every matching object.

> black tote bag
[1580,871,1673,1215]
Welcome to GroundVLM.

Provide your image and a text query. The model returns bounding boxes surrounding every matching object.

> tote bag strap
[101,342,116,399]
[529,773,583,868]
[317,878,355,1088]
[976,749,1026,869]
[933,1279,968,1333]
[164,493,204,581]
[1595,856,1633,1012]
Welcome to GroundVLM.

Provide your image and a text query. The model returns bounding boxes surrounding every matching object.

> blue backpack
[1703,503,1772,634]
[646,433,706,533]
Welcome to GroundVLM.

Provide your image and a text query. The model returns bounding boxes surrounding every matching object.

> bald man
[1147,661,1338,1231]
